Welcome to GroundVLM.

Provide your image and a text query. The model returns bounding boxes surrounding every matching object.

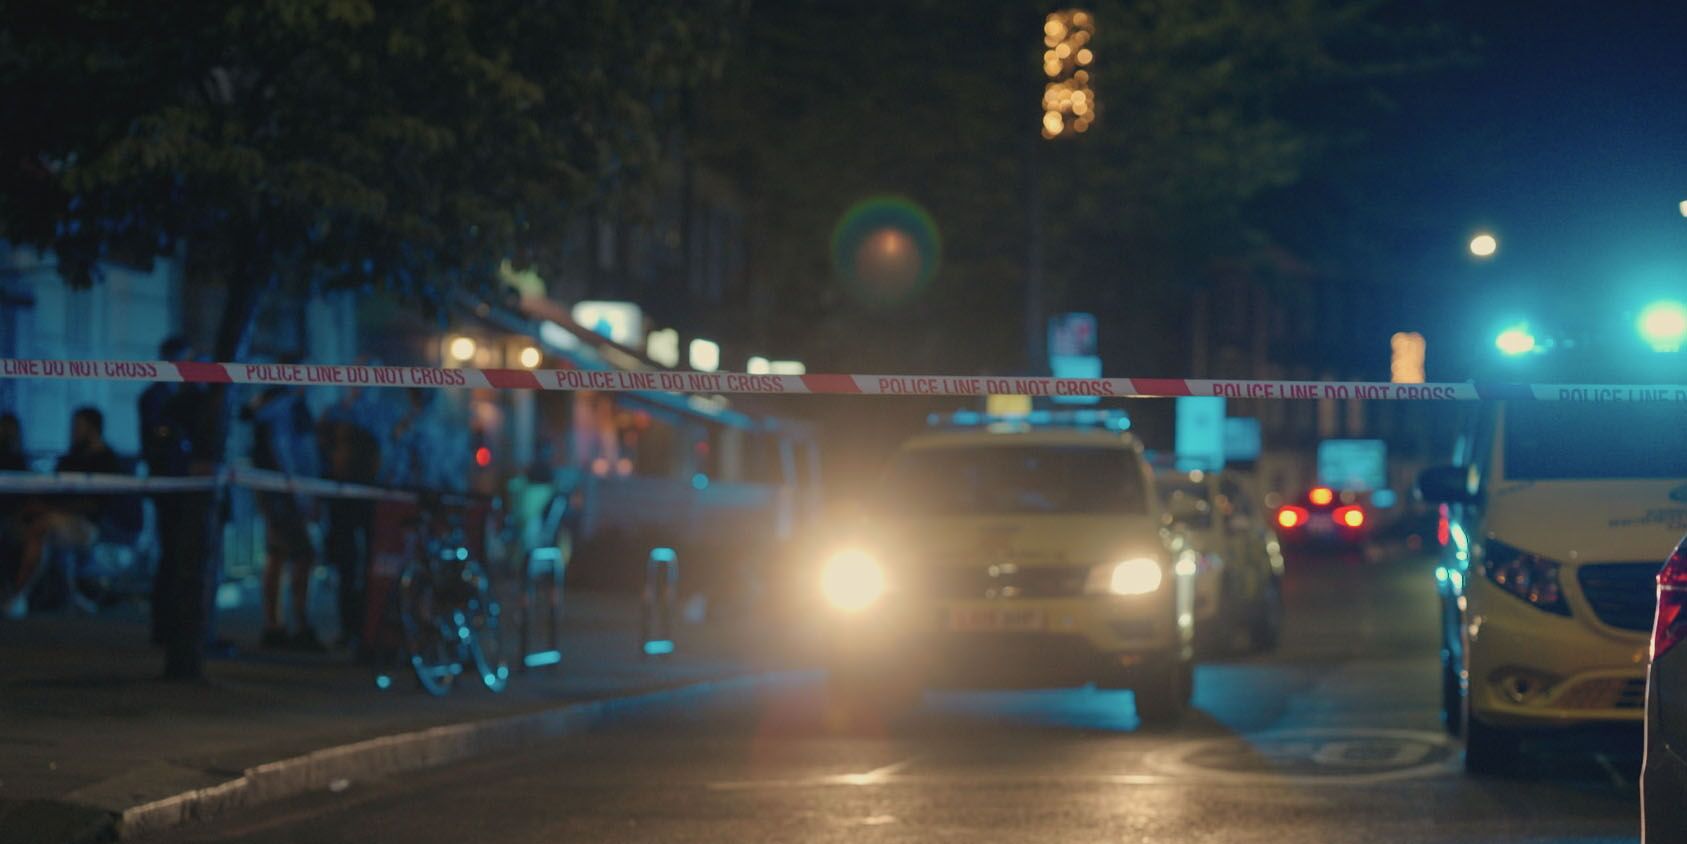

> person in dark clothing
[243,379,323,651]
[0,413,28,599]
[5,407,120,616]
[318,383,382,652]
[139,336,230,654]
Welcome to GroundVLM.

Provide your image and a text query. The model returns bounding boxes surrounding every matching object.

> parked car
[1643,532,1687,842]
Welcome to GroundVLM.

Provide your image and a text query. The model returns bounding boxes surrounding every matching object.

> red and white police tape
[4,358,1687,402]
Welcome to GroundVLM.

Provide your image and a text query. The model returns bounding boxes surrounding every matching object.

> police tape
[3,358,1686,401]
[0,467,417,501]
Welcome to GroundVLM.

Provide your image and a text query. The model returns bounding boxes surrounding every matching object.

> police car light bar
[925,409,1131,431]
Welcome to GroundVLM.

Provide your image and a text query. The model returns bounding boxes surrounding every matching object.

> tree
[0,0,741,678]
[692,0,1458,376]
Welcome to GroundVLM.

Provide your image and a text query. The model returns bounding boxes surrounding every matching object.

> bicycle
[395,499,508,696]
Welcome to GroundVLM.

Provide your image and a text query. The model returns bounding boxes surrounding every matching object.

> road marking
[710,756,922,791]
[1144,727,1461,786]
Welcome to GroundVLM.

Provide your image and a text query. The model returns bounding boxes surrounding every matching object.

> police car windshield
[881,445,1148,515]
[1504,402,1687,481]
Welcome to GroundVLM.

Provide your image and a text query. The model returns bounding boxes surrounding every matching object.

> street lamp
[448,335,477,363]
[1469,233,1498,259]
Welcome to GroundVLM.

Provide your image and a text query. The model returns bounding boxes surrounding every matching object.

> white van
[1420,400,1687,774]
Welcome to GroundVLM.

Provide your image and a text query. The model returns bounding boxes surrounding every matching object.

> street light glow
[448,335,477,362]
[517,346,542,368]
[1494,325,1536,356]
[1468,233,1497,258]
[1638,300,1687,352]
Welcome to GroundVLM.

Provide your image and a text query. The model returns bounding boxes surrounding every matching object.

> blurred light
[747,356,771,374]
[1469,232,1498,258]
[538,320,579,351]
[571,301,644,346]
[1043,111,1064,134]
[821,549,887,612]
[691,472,709,490]
[518,346,542,368]
[591,457,610,477]
[1336,505,1365,528]
[1044,59,1063,77]
[689,338,720,372]
[615,457,633,476]
[647,328,681,367]
[375,674,393,690]
[1679,199,1687,218]
[1371,489,1398,508]
[474,446,492,467]
[768,360,806,375]
[1107,558,1163,595]
[986,394,1033,416]
[651,547,678,563]
[643,639,675,656]
[1495,325,1536,356]
[1277,506,1307,528]
[1076,48,1093,65]
[1174,556,1199,577]
[1637,300,1687,352]
[1309,487,1334,506]
[448,335,477,362]
[1390,331,1426,383]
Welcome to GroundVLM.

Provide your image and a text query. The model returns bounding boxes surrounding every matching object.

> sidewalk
[0,581,785,842]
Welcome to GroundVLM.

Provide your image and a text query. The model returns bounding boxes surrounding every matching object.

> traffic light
[1638,300,1686,352]
[1390,332,1425,383]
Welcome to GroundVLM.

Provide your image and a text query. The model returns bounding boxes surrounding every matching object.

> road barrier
[5,358,1687,401]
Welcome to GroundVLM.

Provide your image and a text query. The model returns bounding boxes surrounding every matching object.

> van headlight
[1482,539,1569,616]
[821,549,887,612]
[1087,557,1164,596]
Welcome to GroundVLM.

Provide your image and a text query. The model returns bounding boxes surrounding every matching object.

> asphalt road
[155,548,1642,843]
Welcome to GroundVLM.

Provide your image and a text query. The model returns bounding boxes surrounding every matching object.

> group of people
[0,336,467,669]
[0,407,132,618]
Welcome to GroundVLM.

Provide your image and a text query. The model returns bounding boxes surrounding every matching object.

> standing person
[318,381,381,652]
[138,337,227,651]
[243,376,323,651]
[0,413,28,603]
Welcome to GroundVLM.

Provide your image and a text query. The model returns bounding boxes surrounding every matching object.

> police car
[814,411,1198,724]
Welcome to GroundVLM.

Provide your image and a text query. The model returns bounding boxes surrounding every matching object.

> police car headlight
[1481,539,1568,616]
[821,548,887,612]
[1088,557,1164,596]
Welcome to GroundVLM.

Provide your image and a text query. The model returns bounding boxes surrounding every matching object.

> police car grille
[920,565,1089,599]
[1576,563,1660,633]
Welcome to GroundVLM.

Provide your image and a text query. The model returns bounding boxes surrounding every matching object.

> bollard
[640,546,679,658]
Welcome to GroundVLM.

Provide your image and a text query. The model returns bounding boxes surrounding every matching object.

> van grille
[1576,563,1661,633]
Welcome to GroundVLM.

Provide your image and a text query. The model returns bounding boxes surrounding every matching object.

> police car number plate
[948,607,1045,632]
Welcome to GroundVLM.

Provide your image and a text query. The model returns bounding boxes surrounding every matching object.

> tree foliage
[1,0,741,314]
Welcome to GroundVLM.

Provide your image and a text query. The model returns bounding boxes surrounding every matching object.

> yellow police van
[812,411,1198,724]
[1420,400,1687,773]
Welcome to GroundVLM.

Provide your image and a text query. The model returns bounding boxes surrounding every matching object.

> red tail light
[1335,505,1365,528]
[1277,506,1308,529]
[1655,542,1687,660]
[1436,503,1451,547]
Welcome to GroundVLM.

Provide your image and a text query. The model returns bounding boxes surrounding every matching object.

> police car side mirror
[1416,465,1474,505]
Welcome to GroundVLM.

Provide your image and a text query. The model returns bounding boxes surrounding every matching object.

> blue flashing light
[650,547,677,563]
[1638,300,1687,352]
[1494,325,1537,356]
[375,674,393,690]
[691,472,709,490]
[643,639,675,656]
[456,547,468,561]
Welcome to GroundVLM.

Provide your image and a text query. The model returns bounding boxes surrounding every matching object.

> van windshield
[880,445,1149,515]
[1503,402,1687,481]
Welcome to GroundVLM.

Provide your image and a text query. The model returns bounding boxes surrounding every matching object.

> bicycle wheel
[398,563,459,696]
[460,559,509,692]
